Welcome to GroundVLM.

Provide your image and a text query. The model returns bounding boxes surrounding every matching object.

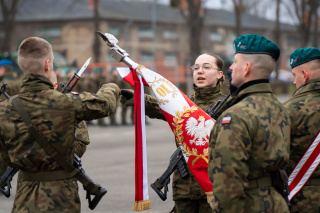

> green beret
[290,48,320,68]
[233,34,280,61]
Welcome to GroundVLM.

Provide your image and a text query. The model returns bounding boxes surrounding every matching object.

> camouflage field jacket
[283,78,320,212]
[0,74,119,212]
[209,80,290,213]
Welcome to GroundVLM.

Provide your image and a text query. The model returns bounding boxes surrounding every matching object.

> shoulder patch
[221,116,231,124]
[71,91,79,95]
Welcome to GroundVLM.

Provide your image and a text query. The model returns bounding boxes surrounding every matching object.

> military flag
[117,66,215,204]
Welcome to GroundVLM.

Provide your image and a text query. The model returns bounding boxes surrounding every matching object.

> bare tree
[274,0,281,81]
[311,0,319,47]
[291,0,319,47]
[232,0,244,37]
[171,0,205,64]
[93,0,101,63]
[0,0,19,54]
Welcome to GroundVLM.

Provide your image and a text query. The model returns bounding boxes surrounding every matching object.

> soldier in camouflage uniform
[283,48,320,213]
[121,53,227,213]
[0,37,120,213]
[0,59,22,183]
[208,34,291,213]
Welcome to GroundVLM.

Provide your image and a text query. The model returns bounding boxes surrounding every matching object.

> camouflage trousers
[172,198,211,213]
[290,185,320,213]
[12,177,80,213]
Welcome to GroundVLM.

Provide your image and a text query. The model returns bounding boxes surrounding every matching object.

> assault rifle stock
[73,154,107,210]
[0,167,18,197]
[150,146,188,201]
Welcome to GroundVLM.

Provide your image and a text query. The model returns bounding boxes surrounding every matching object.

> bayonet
[60,57,91,93]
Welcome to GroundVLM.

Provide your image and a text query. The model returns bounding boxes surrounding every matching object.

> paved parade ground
[0,94,291,213]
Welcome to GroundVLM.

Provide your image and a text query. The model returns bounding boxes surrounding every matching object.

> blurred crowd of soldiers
[58,67,135,127]
[0,58,136,127]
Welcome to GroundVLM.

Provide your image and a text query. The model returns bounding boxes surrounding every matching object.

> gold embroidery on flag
[172,105,209,165]
[147,77,178,106]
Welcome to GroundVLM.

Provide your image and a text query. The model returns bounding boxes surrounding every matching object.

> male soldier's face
[229,54,245,88]
[193,54,223,88]
[292,66,305,89]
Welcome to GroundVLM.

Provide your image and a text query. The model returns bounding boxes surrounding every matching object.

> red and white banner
[288,130,320,201]
[118,67,150,211]
[117,66,215,204]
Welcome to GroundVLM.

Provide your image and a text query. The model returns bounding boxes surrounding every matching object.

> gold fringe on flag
[133,199,151,211]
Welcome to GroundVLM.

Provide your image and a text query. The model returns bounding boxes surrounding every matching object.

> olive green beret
[233,34,280,61]
[290,47,320,68]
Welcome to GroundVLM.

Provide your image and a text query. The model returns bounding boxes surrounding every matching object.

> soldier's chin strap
[11,95,107,210]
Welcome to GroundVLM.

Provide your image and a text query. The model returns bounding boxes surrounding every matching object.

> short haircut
[18,37,53,74]
[308,58,320,71]
[241,54,275,78]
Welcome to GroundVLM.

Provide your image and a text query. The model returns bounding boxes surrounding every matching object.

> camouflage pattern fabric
[0,74,120,213]
[144,84,226,212]
[73,120,90,158]
[0,72,21,177]
[208,81,291,213]
[283,78,320,213]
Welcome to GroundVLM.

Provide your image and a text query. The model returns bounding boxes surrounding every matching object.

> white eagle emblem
[186,116,214,146]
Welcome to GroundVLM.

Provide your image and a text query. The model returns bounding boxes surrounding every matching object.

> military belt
[305,178,320,186]
[21,170,73,182]
[248,176,273,189]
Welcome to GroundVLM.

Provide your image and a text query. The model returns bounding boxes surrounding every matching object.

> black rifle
[0,167,18,197]
[0,83,10,99]
[73,154,107,210]
[0,83,18,197]
[205,93,230,119]
[150,146,188,201]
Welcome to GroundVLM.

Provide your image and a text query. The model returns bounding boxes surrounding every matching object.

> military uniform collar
[20,74,54,93]
[214,81,272,118]
[292,77,320,97]
[192,84,221,101]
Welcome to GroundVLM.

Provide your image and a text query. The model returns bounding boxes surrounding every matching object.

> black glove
[120,89,134,106]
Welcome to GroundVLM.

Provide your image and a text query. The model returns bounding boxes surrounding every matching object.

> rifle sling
[11,95,101,195]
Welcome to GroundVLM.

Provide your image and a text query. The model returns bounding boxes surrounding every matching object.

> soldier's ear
[44,59,50,71]
[301,69,309,83]
[244,62,251,77]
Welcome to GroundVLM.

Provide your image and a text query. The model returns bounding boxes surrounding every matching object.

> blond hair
[18,37,53,75]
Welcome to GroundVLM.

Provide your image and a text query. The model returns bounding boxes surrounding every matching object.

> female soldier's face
[192,54,223,88]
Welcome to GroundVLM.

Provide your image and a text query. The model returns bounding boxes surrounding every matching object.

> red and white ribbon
[288,130,320,201]
[118,67,150,211]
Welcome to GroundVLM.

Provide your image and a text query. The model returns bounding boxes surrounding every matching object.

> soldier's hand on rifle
[120,89,134,106]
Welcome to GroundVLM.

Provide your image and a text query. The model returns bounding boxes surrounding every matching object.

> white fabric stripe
[140,67,190,117]
[288,133,320,184]
[139,75,149,200]
[289,152,320,201]
[117,67,131,79]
